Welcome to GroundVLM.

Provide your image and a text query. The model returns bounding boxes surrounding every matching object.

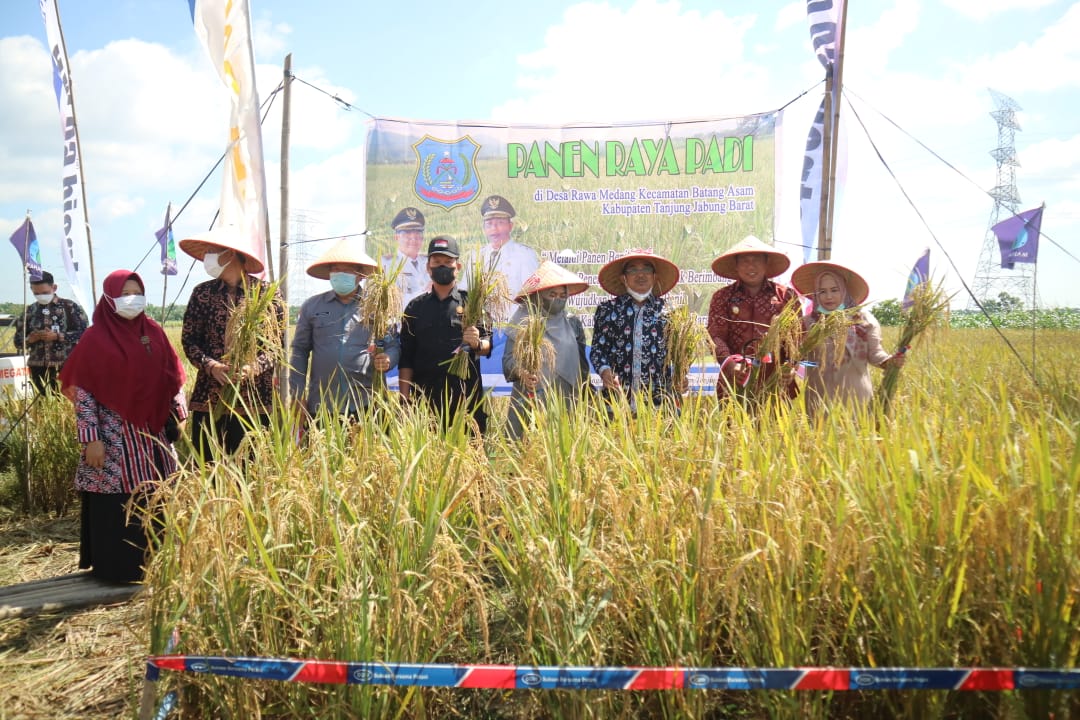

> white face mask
[113,294,146,319]
[34,292,54,305]
[626,288,652,302]
[203,252,227,279]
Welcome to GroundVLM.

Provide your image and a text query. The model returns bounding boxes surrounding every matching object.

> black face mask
[430,265,456,286]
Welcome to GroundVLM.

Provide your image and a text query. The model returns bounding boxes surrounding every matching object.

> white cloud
[99,194,144,220]
[775,1,806,31]
[252,17,293,62]
[943,0,1059,21]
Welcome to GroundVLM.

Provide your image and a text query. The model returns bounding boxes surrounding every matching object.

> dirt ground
[0,514,146,719]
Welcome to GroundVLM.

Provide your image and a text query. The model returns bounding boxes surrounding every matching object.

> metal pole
[277,54,293,406]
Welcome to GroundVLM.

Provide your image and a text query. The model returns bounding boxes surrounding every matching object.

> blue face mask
[329,272,359,295]
[818,302,846,315]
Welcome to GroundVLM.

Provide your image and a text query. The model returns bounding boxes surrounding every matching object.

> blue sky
[1,0,1078,310]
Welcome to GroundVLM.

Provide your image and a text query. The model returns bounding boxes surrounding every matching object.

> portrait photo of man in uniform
[381,206,431,306]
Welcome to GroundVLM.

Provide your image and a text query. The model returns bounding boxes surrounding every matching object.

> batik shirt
[74,387,188,494]
[707,279,799,360]
[590,293,671,405]
[181,278,284,414]
[13,297,89,368]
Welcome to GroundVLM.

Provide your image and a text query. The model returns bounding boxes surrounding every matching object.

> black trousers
[190,410,269,461]
[30,366,59,393]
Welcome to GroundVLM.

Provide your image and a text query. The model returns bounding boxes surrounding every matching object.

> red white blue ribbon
[145,657,1080,691]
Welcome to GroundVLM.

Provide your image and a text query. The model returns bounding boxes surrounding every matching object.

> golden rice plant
[748,300,803,398]
[358,264,404,393]
[876,279,951,416]
[663,303,714,397]
[507,303,556,399]
[446,250,512,379]
[215,279,286,419]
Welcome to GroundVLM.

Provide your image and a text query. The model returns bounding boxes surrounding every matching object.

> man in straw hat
[590,249,680,412]
[503,260,591,440]
[290,238,399,420]
[179,226,285,458]
[381,206,430,306]
[398,235,492,434]
[707,235,800,399]
[790,260,904,412]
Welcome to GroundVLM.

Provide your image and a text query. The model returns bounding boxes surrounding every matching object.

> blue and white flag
[8,217,43,281]
[40,0,94,310]
[902,248,929,311]
[993,206,1043,269]
[800,0,846,262]
[187,0,270,276]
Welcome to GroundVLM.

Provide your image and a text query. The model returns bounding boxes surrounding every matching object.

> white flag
[40,0,94,311]
[188,0,270,276]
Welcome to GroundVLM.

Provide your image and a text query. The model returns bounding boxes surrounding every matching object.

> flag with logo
[187,0,270,276]
[992,205,1043,269]
[8,217,44,281]
[902,248,929,310]
[155,205,177,275]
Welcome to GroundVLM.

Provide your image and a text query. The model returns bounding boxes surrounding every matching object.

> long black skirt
[79,491,150,583]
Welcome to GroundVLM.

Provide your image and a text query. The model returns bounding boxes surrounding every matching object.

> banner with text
[366,115,780,393]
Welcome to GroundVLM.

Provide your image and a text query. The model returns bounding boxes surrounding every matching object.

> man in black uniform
[397,235,492,434]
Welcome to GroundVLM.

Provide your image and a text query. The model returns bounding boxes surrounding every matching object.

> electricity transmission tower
[969,89,1034,308]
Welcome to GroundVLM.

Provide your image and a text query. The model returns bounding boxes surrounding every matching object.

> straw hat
[305,237,378,280]
[514,260,588,303]
[179,225,266,275]
[597,249,679,297]
[790,261,870,305]
[710,235,790,280]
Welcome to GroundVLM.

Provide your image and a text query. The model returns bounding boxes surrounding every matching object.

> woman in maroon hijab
[59,270,187,583]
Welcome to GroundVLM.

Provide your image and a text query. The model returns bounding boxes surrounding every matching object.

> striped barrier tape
[145,657,1080,691]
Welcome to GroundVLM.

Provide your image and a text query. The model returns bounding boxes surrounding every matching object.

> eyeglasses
[623,267,654,276]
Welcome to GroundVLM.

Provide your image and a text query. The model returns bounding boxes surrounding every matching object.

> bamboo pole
[20,211,31,514]
[160,203,172,325]
[277,54,293,406]
[817,0,850,261]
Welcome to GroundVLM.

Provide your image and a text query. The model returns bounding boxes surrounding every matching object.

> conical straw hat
[179,225,265,275]
[710,235,790,280]
[597,249,679,297]
[790,261,870,305]
[514,260,589,303]
[306,237,378,280]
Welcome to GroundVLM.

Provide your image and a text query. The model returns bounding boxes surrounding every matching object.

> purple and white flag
[8,217,44,281]
[155,205,178,276]
[993,206,1043,269]
[902,248,929,310]
[40,0,94,309]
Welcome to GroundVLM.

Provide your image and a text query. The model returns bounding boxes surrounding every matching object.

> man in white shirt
[381,206,430,306]
[469,195,539,299]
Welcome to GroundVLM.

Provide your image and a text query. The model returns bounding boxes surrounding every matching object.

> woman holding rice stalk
[59,270,187,583]
[791,261,905,413]
[180,228,285,459]
[503,260,591,440]
[707,236,801,400]
[590,249,680,412]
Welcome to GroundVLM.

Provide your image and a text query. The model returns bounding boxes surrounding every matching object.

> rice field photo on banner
[365,114,779,393]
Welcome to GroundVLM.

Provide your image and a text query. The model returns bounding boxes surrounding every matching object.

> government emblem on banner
[412,135,481,210]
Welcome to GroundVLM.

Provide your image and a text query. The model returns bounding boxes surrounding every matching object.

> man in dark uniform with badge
[14,270,89,392]
[398,235,492,435]
[381,207,430,306]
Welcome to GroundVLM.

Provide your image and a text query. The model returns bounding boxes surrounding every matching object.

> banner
[992,206,1042,269]
[902,248,929,310]
[800,0,847,262]
[8,217,43,281]
[366,114,780,392]
[155,205,178,276]
[40,0,94,310]
[188,0,270,275]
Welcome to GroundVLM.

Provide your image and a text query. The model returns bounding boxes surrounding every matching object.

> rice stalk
[359,265,404,393]
[215,279,286,420]
[663,303,714,398]
[876,279,951,416]
[446,251,512,379]
[507,301,556,398]
[752,301,803,398]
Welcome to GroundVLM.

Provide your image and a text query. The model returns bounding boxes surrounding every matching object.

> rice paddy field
[1,326,1078,719]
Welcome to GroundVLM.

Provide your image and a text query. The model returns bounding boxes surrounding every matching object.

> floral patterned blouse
[590,293,671,405]
[707,279,800,360]
[74,388,188,494]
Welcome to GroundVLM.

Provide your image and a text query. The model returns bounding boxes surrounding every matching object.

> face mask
[626,288,651,302]
[543,297,567,316]
[329,272,359,295]
[203,252,226,279]
[818,302,846,315]
[34,293,54,305]
[113,294,146,319]
[430,265,456,286]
